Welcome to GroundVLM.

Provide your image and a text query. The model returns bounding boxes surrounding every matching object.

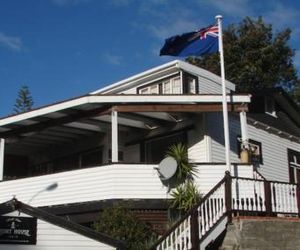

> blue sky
[0,0,300,117]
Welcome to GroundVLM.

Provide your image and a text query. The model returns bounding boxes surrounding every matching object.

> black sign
[0,216,37,244]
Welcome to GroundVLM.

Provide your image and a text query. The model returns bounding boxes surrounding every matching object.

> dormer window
[265,96,276,117]
[183,72,198,94]
[137,72,198,95]
[138,76,181,95]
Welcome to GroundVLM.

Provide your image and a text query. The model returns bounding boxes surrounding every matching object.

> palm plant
[165,143,196,182]
[170,181,202,213]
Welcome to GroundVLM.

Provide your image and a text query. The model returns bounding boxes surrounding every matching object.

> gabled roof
[0,198,125,250]
[91,60,236,94]
[0,60,249,149]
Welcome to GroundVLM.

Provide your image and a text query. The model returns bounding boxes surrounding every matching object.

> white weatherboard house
[0,60,299,249]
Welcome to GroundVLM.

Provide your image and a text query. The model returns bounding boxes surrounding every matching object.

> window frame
[237,137,263,164]
[288,148,300,184]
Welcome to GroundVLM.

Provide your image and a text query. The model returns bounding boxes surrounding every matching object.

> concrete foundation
[220,217,300,250]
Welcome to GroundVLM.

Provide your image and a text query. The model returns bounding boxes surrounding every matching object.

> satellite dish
[157,157,177,180]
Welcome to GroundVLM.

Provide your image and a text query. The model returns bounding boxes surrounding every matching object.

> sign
[0,216,37,244]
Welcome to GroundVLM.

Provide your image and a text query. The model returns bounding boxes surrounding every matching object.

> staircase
[150,172,300,250]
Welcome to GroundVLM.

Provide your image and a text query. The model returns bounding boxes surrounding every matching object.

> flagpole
[216,15,231,173]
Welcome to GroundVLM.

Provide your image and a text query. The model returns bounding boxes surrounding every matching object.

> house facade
[0,60,299,246]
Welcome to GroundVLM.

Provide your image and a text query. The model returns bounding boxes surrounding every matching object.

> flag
[160,24,219,57]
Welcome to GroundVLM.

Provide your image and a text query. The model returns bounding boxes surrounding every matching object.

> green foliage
[170,181,202,212]
[165,143,196,182]
[93,203,157,250]
[187,16,300,94]
[13,85,34,114]
[165,143,201,213]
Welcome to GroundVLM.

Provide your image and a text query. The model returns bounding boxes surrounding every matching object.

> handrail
[253,170,266,180]
[150,174,228,250]
[150,173,300,250]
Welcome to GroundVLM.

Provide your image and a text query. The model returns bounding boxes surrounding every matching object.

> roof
[91,60,236,94]
[0,60,249,150]
[246,88,300,142]
[0,94,250,152]
[0,198,125,250]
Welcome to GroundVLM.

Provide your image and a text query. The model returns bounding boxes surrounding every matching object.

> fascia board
[0,96,90,126]
[177,60,236,91]
[0,94,251,127]
[91,60,181,94]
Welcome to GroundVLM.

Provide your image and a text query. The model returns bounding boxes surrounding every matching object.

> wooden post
[111,109,118,162]
[0,138,4,181]
[224,171,232,223]
[190,208,199,250]
[264,180,272,216]
[297,184,300,218]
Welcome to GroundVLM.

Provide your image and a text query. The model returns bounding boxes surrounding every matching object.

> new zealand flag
[160,25,219,57]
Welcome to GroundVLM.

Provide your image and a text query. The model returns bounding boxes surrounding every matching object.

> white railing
[271,182,298,214]
[153,177,227,250]
[151,174,300,250]
[232,178,266,212]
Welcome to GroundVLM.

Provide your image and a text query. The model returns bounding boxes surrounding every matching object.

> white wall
[0,162,254,210]
[198,75,231,94]
[0,213,115,250]
[206,113,240,163]
[187,115,207,162]
[207,112,300,182]
[194,164,254,194]
[0,164,168,207]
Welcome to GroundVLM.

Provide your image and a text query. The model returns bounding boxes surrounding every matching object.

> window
[137,75,182,95]
[139,84,159,95]
[183,73,198,94]
[163,80,171,94]
[188,77,196,94]
[172,77,181,94]
[140,88,149,94]
[288,149,300,184]
[150,85,159,94]
[237,137,263,164]
[265,96,276,116]
[144,132,187,163]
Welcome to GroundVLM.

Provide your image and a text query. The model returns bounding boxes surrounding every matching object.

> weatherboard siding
[0,164,169,207]
[198,75,230,95]
[0,214,114,250]
[194,164,253,194]
[187,115,207,162]
[247,121,300,182]
[207,112,300,182]
[207,113,240,163]
[0,162,254,209]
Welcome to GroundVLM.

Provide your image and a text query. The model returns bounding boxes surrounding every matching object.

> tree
[187,17,300,94]
[93,203,157,250]
[13,85,34,114]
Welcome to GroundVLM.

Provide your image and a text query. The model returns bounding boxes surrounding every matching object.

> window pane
[150,85,159,94]
[163,81,171,94]
[172,77,181,94]
[140,87,149,94]
[188,78,196,94]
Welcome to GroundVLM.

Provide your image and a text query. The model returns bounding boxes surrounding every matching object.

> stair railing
[150,173,300,250]
[150,172,231,250]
